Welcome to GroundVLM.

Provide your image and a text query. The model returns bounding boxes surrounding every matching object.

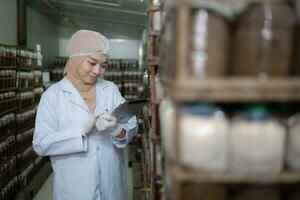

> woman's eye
[101,64,108,68]
[89,62,97,66]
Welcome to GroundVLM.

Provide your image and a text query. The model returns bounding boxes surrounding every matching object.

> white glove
[95,112,123,137]
[82,117,96,136]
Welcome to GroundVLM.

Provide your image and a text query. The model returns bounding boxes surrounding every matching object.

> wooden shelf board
[0,107,17,117]
[162,77,300,102]
[170,164,300,184]
[17,67,34,71]
[0,66,17,69]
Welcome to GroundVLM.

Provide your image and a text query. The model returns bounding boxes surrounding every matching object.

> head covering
[64,30,110,74]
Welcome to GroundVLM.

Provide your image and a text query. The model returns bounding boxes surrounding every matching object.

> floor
[33,148,133,200]
[33,173,53,200]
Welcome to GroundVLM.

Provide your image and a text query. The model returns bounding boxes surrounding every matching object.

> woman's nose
[92,65,101,75]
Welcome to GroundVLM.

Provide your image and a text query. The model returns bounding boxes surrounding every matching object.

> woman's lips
[89,75,98,79]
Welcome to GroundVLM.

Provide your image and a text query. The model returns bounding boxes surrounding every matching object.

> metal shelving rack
[0,47,18,200]
[147,0,164,199]
[158,0,300,200]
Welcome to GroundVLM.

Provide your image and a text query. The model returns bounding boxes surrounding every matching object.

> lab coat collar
[58,76,109,113]
[58,76,109,93]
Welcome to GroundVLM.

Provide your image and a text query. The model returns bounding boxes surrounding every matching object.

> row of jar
[0,99,16,116]
[108,60,139,70]
[53,57,68,67]
[105,72,143,83]
[17,91,34,100]
[50,69,64,82]
[17,146,36,171]
[104,71,122,82]
[124,83,144,94]
[160,100,300,172]
[33,70,43,85]
[0,156,16,178]
[0,176,18,200]
[0,70,16,78]
[0,157,45,200]
[0,136,16,161]
[0,114,15,140]
[16,128,34,152]
[18,163,35,189]
[18,71,34,80]
[16,108,36,122]
[34,156,45,173]
[0,92,15,101]
[0,78,15,90]
[34,87,44,96]
[0,114,15,129]
[34,87,44,103]
[1,157,44,200]
[124,94,141,100]
[17,72,35,88]
[123,71,144,82]
[16,108,36,130]
[0,155,17,190]
[0,46,37,67]
[161,1,300,79]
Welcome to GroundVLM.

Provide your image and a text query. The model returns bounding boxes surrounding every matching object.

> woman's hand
[95,111,124,137]
[82,117,96,136]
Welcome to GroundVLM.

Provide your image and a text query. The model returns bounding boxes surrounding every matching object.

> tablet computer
[112,98,149,123]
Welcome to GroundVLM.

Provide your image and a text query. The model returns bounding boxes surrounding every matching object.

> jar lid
[183,103,216,116]
[245,103,268,120]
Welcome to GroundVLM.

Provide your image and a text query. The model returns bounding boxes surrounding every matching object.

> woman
[32,30,137,200]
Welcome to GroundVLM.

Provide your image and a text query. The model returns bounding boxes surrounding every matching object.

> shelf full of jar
[158,0,300,102]
[159,100,300,187]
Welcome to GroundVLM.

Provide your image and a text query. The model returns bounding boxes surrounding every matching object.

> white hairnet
[66,30,110,58]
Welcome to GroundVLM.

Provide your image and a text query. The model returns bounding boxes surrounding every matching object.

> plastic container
[160,100,229,171]
[159,98,176,162]
[287,113,300,170]
[191,8,230,79]
[229,104,285,172]
[233,2,296,77]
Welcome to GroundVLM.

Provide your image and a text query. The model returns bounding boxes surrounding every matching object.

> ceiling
[27,0,149,39]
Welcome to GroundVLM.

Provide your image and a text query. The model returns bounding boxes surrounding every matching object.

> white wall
[0,0,60,66]
[27,6,59,67]
[109,39,140,60]
[0,0,17,45]
[58,26,77,57]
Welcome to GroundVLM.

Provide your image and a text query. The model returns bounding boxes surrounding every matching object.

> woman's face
[74,54,108,84]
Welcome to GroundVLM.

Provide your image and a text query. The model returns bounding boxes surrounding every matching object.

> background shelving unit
[0,44,49,200]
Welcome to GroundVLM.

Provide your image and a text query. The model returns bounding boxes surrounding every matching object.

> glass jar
[0,46,6,66]
[233,2,296,77]
[160,100,229,171]
[229,104,285,172]
[287,113,300,170]
[191,9,230,79]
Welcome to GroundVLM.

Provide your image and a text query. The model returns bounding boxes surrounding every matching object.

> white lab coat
[32,77,138,200]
